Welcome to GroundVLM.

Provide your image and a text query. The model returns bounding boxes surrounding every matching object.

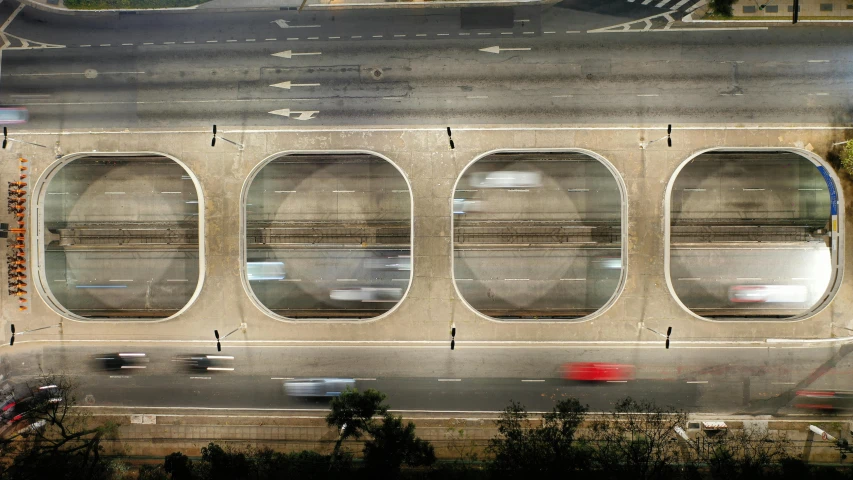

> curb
[16,0,546,15]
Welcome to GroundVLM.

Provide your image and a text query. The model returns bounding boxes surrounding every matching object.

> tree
[362,413,436,476]
[709,0,735,17]
[163,452,193,480]
[705,425,794,480]
[840,140,853,176]
[325,388,389,462]
[487,398,590,476]
[1,374,117,480]
[588,397,687,480]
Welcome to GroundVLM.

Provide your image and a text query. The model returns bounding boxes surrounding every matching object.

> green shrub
[841,140,853,176]
[709,0,735,17]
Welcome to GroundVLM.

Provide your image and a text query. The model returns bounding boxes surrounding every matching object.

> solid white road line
[686,381,708,384]
[521,379,545,382]
[438,379,462,382]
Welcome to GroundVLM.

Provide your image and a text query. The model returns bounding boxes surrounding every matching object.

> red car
[562,362,635,382]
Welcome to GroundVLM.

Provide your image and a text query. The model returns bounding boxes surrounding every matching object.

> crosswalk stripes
[624,0,704,11]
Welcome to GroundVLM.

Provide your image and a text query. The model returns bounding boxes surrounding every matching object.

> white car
[284,378,355,397]
[468,171,542,189]
[330,287,402,303]
[728,285,808,303]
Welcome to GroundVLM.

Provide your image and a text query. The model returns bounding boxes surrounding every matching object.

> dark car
[173,354,234,372]
[93,353,149,371]
[1,385,61,425]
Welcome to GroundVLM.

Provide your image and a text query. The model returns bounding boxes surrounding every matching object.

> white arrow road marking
[271,19,321,29]
[272,50,322,59]
[269,109,319,120]
[270,81,321,89]
[479,45,531,54]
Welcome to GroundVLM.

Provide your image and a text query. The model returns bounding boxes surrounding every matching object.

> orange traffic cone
[18,166,26,171]
[18,298,26,303]
[18,306,27,311]
[18,158,27,163]
[19,174,27,180]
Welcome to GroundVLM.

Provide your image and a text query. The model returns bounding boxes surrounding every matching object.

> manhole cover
[84,69,98,79]
[370,68,383,80]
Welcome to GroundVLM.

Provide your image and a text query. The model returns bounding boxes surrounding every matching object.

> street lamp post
[214,323,247,351]
[2,128,47,150]
[210,125,244,151]
[9,322,62,346]
[642,325,672,349]
[639,125,672,150]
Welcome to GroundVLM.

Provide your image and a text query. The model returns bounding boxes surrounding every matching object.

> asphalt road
[1,2,852,128]
[5,343,853,415]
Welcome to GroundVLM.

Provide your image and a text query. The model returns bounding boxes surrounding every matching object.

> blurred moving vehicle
[173,354,235,372]
[453,198,483,214]
[284,378,355,397]
[727,285,808,303]
[793,390,853,411]
[1,384,62,426]
[365,256,412,271]
[93,353,149,371]
[247,261,286,281]
[0,107,28,125]
[592,256,622,270]
[562,362,635,382]
[469,171,542,189]
[330,287,402,302]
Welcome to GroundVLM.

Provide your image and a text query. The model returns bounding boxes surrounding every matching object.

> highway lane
[5,344,853,415]
[2,3,853,127]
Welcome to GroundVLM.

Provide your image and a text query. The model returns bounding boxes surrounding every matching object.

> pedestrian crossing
[626,0,707,12]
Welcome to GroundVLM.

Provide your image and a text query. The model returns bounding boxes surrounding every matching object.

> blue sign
[818,166,838,216]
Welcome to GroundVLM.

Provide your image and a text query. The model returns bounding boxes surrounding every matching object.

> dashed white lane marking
[521,379,545,382]
[504,278,529,281]
[183,41,195,44]
[372,35,383,38]
[110,375,130,379]
[437,33,450,36]
[514,19,530,22]
[333,190,354,193]
[161,191,181,194]
[560,278,586,281]
[143,42,153,45]
[246,39,256,42]
[109,279,133,282]
[329,36,340,39]
[394,34,406,37]
[566,30,580,33]
[523,31,535,35]
[683,188,706,191]
[501,32,513,35]
[164,42,175,44]
[352,35,362,38]
[798,188,823,191]
[354,378,377,381]
[808,59,830,63]
[686,381,708,384]
[271,377,293,380]
[226,39,237,42]
[190,376,211,380]
[814,93,829,96]
[287,37,299,40]
[477,32,491,35]
[416,33,427,37]
[438,379,461,382]
[104,191,125,194]
[307,37,319,40]
[206,40,217,43]
[545,31,556,34]
[81,45,91,47]
[266,38,277,41]
[742,188,764,191]
[274,190,296,193]
[772,382,796,385]
[100,44,110,47]
[166,279,188,282]
[677,277,701,281]
[736,277,761,281]
[459,32,470,35]
[638,94,659,97]
[122,43,133,46]
[607,380,628,383]
[337,279,358,282]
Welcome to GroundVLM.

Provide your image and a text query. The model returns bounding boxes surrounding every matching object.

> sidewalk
[17,0,545,14]
[691,0,853,22]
